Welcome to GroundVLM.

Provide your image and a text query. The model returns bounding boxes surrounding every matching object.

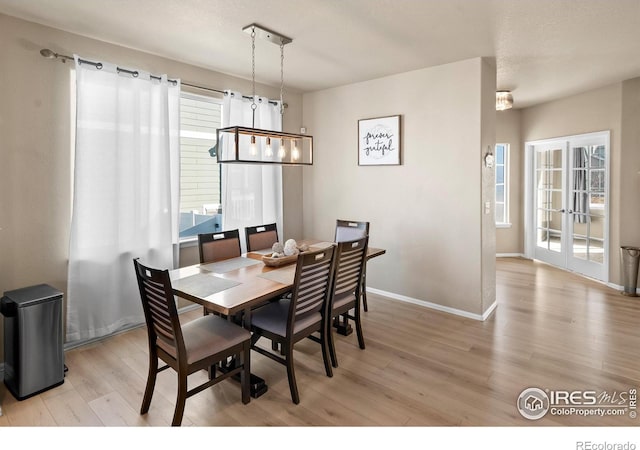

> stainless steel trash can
[1,284,65,400]
[620,246,640,297]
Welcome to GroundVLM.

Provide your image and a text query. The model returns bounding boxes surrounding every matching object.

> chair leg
[172,371,188,426]
[321,323,334,377]
[241,344,251,405]
[140,352,158,414]
[285,344,300,404]
[355,305,366,350]
[362,274,368,312]
[327,316,338,368]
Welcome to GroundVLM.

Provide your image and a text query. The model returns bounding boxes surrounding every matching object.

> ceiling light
[217,24,313,165]
[496,91,513,111]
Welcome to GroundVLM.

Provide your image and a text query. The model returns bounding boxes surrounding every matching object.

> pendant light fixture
[216,24,313,165]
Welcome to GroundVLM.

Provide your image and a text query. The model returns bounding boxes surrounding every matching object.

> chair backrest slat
[134,258,185,359]
[287,247,336,333]
[245,223,279,252]
[198,230,241,263]
[332,237,368,301]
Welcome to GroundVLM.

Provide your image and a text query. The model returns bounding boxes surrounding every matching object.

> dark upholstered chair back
[334,220,370,243]
[245,223,279,252]
[198,229,242,263]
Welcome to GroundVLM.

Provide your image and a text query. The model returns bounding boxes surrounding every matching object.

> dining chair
[327,236,369,368]
[249,246,336,404]
[334,219,371,311]
[133,258,251,426]
[245,222,279,252]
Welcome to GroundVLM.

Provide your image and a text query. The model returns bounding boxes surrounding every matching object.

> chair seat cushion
[158,315,251,365]
[251,299,322,337]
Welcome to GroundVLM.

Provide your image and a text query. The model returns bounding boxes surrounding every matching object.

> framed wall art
[358,115,401,166]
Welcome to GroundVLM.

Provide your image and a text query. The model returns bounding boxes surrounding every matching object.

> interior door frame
[524,130,610,282]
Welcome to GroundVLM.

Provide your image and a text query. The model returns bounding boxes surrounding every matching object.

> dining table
[169,239,385,398]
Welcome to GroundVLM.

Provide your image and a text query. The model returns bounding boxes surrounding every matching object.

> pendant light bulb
[292,140,300,161]
[265,137,273,157]
[278,138,286,158]
[250,135,257,156]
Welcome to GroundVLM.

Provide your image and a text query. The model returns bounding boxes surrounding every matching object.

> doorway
[525,131,609,282]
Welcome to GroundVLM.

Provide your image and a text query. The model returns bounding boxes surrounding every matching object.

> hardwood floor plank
[43,389,103,426]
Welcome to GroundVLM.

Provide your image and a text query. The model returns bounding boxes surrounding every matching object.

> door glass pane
[590,169,605,193]
[550,210,563,229]
[496,185,504,203]
[548,229,562,253]
[589,239,604,263]
[590,146,605,168]
[537,228,550,249]
[589,215,604,240]
[573,236,588,260]
[536,208,550,229]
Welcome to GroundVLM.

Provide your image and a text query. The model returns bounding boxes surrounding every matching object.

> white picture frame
[358,115,401,166]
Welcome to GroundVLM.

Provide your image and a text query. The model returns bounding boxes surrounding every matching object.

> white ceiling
[2,0,640,108]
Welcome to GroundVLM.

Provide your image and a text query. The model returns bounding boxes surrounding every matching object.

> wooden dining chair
[198,229,242,264]
[249,246,336,404]
[334,219,371,311]
[245,223,279,252]
[327,236,369,368]
[133,258,251,426]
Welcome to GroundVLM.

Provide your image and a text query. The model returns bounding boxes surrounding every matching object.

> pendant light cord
[280,40,285,117]
[250,26,257,128]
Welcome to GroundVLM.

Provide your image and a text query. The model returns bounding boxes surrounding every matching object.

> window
[495,143,510,226]
[179,92,223,239]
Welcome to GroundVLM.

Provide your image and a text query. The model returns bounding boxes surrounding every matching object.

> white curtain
[222,91,283,252]
[67,56,180,344]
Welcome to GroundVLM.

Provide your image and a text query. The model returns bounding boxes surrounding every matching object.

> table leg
[333,313,353,336]
[240,306,268,398]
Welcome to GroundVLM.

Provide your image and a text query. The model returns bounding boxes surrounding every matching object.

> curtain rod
[40,48,285,107]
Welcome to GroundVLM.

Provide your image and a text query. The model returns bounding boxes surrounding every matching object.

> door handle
[568,210,573,214]
[559,209,566,213]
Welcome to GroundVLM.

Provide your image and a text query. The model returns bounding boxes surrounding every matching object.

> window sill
[496,223,512,229]
[178,237,198,249]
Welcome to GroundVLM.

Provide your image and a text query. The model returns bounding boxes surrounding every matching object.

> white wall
[302,57,496,317]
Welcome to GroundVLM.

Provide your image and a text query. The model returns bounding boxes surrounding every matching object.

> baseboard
[496,253,525,258]
[367,287,496,321]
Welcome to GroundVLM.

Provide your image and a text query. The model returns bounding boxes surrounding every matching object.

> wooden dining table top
[169,239,385,318]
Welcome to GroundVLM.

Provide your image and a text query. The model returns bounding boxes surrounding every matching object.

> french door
[526,131,609,282]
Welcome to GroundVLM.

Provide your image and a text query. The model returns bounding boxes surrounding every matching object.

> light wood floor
[1,257,639,427]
